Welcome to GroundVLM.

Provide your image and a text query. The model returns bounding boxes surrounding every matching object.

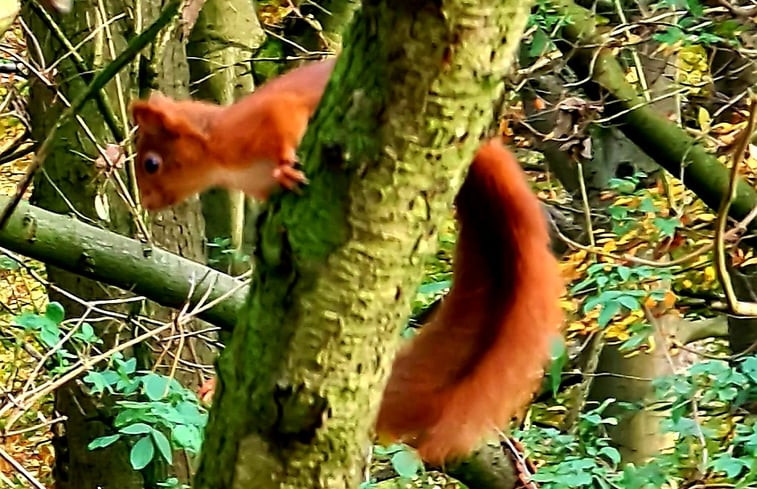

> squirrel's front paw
[273,163,309,192]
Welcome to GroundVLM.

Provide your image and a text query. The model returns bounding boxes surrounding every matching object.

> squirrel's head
[130,93,217,210]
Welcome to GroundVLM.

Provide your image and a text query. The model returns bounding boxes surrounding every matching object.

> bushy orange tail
[375,138,564,464]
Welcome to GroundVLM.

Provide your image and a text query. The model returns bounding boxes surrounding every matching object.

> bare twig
[714,94,757,316]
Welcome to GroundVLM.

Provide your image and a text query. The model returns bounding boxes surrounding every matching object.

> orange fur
[375,139,563,463]
[131,60,564,465]
[130,59,335,208]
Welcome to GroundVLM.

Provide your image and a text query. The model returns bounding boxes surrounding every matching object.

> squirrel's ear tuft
[131,96,207,144]
[131,100,170,136]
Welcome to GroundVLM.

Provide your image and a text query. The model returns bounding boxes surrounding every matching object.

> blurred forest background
[0,0,756,488]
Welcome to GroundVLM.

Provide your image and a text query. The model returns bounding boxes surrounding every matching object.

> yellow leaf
[704,266,716,282]
[614,196,637,207]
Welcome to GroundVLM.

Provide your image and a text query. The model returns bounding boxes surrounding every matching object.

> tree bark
[194,0,533,487]
[0,196,244,329]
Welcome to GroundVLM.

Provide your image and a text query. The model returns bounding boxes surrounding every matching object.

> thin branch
[715,94,757,316]
[0,0,182,228]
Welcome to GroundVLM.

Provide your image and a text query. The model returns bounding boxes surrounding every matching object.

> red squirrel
[130,58,564,465]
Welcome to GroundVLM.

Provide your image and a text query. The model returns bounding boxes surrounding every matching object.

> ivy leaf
[710,453,749,478]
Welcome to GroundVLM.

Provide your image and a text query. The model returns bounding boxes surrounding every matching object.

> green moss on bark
[195,1,534,488]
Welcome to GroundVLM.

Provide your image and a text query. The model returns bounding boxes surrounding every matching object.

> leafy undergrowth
[1,20,54,488]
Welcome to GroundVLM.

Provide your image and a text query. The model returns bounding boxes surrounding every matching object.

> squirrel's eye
[144,153,161,174]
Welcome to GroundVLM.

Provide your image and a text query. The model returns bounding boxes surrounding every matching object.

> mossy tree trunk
[22,0,209,486]
[194,0,534,487]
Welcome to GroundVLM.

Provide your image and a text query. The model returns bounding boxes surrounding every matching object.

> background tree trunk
[22,0,209,486]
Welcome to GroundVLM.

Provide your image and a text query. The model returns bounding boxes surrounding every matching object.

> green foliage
[525,0,569,59]
[207,236,249,269]
[85,361,207,469]
[373,443,424,481]
[571,260,670,348]
[13,302,102,374]
[652,355,757,486]
[548,339,568,396]
[567,171,680,350]
[651,0,744,46]
[11,306,206,479]
[607,172,681,239]
[525,354,757,488]
[517,400,623,489]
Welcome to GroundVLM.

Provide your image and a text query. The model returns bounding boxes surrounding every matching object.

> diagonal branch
[551,0,757,228]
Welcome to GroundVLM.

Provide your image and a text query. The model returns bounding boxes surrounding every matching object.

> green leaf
[88,434,121,450]
[417,280,451,296]
[120,423,152,435]
[741,357,757,383]
[14,312,48,330]
[39,321,61,348]
[83,371,110,395]
[391,449,423,479]
[710,453,749,478]
[151,429,173,464]
[172,425,202,453]
[175,401,207,426]
[639,197,656,213]
[548,339,567,396]
[130,436,155,470]
[598,302,620,327]
[598,446,621,465]
[117,357,137,375]
[529,29,550,57]
[617,295,640,311]
[653,217,680,238]
[0,256,19,270]
[74,323,101,344]
[142,374,170,401]
[45,302,65,324]
[686,0,704,16]
[616,266,631,282]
